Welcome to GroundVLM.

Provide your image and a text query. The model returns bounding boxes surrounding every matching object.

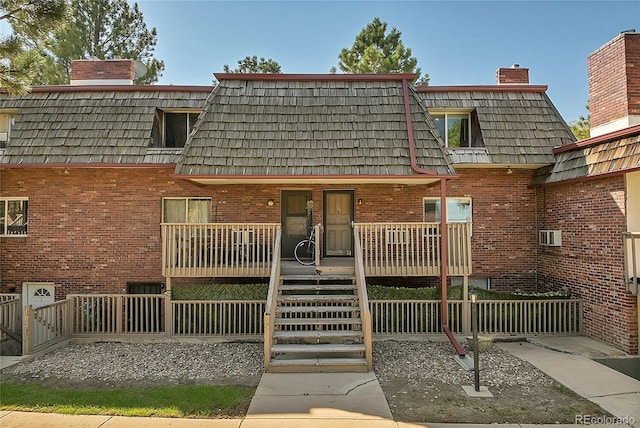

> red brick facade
[536,176,638,353]
[496,66,529,85]
[1,167,538,295]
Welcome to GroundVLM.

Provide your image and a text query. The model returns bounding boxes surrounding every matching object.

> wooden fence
[0,294,21,343]
[11,294,583,355]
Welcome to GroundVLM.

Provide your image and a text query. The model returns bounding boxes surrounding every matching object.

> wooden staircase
[267,274,369,372]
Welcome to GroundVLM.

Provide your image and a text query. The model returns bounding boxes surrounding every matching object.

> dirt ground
[379,377,609,424]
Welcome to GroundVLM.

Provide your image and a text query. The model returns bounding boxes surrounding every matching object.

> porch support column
[440,179,465,356]
[164,277,173,338]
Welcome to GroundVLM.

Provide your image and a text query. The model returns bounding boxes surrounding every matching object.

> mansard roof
[418,86,576,166]
[0,85,211,165]
[175,74,456,180]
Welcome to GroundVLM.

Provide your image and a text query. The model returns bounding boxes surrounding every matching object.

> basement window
[0,198,28,236]
[150,110,200,148]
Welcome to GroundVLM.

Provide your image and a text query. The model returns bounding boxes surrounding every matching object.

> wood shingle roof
[418,87,576,165]
[0,86,210,165]
[175,76,456,178]
[534,125,640,184]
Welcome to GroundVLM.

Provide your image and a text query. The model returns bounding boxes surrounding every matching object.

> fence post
[164,289,173,337]
[22,304,34,355]
[462,276,471,335]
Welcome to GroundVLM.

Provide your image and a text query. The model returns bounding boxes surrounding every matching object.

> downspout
[402,78,465,356]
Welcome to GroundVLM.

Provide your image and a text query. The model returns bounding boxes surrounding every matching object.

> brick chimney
[496,64,529,84]
[70,59,146,86]
[588,30,640,137]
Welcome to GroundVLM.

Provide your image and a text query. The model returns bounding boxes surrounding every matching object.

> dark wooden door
[281,190,312,259]
[324,190,353,256]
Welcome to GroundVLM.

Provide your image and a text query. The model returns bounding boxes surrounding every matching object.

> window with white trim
[423,197,472,223]
[431,111,471,148]
[0,198,28,236]
[162,198,211,223]
[150,110,200,148]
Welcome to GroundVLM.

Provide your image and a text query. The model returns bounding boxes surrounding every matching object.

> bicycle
[294,225,319,265]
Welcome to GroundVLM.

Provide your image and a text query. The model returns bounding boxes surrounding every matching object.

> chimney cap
[511,64,520,68]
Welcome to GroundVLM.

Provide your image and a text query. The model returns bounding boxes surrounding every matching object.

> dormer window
[431,111,471,148]
[0,111,16,149]
[150,110,200,148]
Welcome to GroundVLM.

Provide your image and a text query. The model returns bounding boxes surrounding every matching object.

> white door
[22,282,55,309]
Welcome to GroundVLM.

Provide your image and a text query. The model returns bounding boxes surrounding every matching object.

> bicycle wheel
[294,239,315,265]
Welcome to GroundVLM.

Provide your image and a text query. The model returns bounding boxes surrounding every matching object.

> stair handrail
[264,226,282,369]
[353,226,373,371]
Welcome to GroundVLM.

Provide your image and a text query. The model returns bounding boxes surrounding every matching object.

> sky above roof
[136,0,638,123]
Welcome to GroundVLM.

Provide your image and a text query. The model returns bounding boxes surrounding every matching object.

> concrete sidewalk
[1,336,638,427]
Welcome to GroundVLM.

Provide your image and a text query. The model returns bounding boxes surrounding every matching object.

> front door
[324,190,354,256]
[22,282,55,309]
[281,190,313,259]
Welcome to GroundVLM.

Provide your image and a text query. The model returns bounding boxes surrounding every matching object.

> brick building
[1,32,638,354]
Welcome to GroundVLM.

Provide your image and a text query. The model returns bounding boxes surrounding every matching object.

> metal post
[470,289,480,391]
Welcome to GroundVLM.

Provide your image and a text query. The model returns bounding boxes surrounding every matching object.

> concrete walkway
[1,336,639,427]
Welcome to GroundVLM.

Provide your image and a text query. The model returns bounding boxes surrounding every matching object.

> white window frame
[423,197,472,224]
[0,197,28,237]
[162,197,211,223]
[430,110,472,148]
[0,110,17,149]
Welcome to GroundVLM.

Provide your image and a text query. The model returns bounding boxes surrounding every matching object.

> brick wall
[1,167,539,296]
[588,31,640,128]
[70,60,135,82]
[496,66,529,84]
[536,176,638,354]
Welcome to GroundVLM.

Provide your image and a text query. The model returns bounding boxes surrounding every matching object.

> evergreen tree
[22,0,164,84]
[333,17,428,85]
[0,0,67,94]
[223,56,282,74]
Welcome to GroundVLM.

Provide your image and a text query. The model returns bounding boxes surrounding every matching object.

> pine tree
[223,56,282,74]
[22,0,164,85]
[333,17,429,85]
[0,0,68,94]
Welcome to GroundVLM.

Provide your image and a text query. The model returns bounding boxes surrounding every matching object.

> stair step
[268,358,368,373]
[280,283,356,291]
[273,330,363,339]
[277,305,360,314]
[275,317,362,326]
[271,344,366,354]
[278,295,357,303]
[281,275,355,281]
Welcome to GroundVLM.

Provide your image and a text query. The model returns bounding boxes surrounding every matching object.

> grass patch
[0,383,255,418]
[172,283,570,301]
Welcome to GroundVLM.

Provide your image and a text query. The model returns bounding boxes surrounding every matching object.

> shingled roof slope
[175,76,455,177]
[534,125,640,184]
[0,87,210,165]
[419,88,576,165]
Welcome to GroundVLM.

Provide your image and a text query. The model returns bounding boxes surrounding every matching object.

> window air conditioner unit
[539,230,562,247]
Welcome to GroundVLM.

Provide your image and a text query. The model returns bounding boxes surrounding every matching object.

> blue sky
[136,0,639,122]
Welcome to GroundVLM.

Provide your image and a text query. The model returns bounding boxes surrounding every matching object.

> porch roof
[174,74,457,181]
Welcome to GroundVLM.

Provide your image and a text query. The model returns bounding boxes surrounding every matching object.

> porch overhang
[172,174,457,186]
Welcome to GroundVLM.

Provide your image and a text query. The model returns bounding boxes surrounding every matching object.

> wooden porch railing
[161,223,280,278]
[354,222,472,276]
[623,232,640,295]
[353,227,373,370]
[264,228,282,369]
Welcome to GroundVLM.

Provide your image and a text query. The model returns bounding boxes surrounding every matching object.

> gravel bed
[2,339,550,391]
